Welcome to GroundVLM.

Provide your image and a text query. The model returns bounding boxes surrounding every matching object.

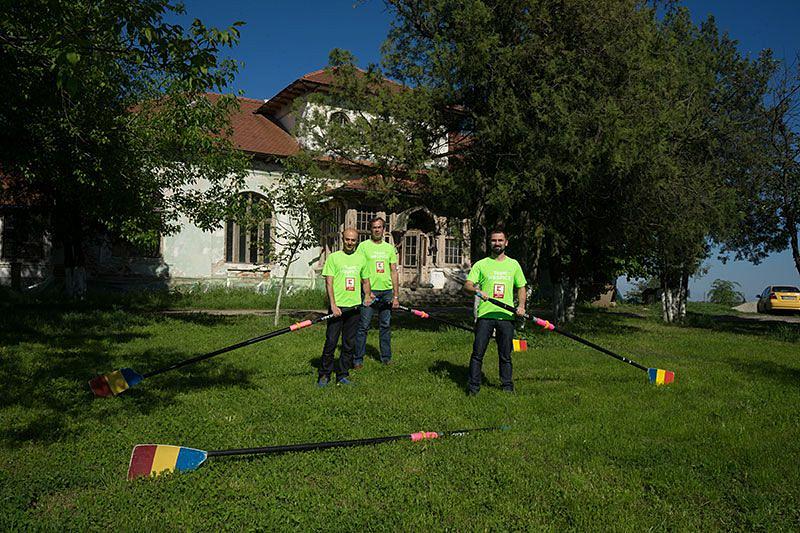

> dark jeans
[319,306,360,380]
[355,289,393,364]
[469,318,515,393]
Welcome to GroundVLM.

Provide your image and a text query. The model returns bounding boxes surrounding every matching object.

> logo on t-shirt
[376,261,385,273]
[345,277,356,291]
[493,283,505,298]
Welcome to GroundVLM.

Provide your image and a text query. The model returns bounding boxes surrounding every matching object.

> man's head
[343,228,358,253]
[370,217,385,242]
[489,228,508,256]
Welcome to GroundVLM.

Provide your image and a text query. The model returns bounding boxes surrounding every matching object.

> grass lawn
[1,299,799,530]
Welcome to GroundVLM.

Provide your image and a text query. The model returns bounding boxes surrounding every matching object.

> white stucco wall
[161,164,325,285]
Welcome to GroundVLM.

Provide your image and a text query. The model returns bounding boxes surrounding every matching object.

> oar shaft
[485,297,648,372]
[143,312,335,378]
[398,306,474,334]
[206,426,501,457]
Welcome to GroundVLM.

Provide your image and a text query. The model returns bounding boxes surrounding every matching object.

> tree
[263,153,332,326]
[0,0,250,295]
[706,279,745,306]
[721,57,800,278]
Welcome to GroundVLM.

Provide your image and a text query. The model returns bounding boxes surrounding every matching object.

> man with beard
[463,228,527,395]
[318,228,373,387]
[354,217,400,368]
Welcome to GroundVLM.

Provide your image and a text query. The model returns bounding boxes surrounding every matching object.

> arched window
[225,192,272,264]
[329,111,350,126]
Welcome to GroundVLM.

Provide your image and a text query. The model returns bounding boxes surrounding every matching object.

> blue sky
[180,0,800,301]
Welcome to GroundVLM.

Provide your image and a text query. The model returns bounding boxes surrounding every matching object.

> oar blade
[512,339,528,352]
[648,368,675,386]
[89,368,143,397]
[128,445,208,480]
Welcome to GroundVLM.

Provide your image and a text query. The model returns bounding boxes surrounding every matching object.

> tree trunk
[274,242,300,326]
[564,278,578,322]
[62,224,87,299]
[788,212,800,278]
[552,280,566,325]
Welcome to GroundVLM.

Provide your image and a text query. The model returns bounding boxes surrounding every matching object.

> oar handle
[207,426,505,457]
[485,297,648,372]
[143,312,337,378]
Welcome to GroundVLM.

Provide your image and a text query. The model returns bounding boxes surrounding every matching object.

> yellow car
[756,285,800,314]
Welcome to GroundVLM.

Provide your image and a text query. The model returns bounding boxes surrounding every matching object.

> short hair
[370,217,386,228]
[489,227,507,239]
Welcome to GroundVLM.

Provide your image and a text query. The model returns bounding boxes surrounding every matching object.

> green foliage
[706,279,745,305]
[1,302,800,528]
[0,0,250,254]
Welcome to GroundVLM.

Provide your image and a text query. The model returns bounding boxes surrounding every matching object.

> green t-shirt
[356,238,398,291]
[322,250,368,308]
[467,256,527,319]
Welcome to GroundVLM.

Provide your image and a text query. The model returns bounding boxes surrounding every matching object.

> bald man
[317,228,373,387]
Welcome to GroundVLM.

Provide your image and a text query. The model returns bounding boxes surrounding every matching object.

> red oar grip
[290,320,313,331]
[410,431,439,442]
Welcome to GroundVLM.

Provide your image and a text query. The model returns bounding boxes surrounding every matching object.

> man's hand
[332,305,342,317]
[392,295,400,309]
[363,293,376,307]
[516,305,527,317]
[476,290,489,301]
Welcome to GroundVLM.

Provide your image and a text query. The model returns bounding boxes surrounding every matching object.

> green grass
[1,301,799,530]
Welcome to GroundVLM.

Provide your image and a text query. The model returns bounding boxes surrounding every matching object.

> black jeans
[319,306,360,380]
[469,318,515,393]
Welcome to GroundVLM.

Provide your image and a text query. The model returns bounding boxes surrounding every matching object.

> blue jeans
[469,318,515,393]
[355,289,393,364]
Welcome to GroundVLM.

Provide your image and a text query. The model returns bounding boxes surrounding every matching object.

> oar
[127,425,509,480]
[89,311,342,398]
[484,297,675,385]
[398,305,528,351]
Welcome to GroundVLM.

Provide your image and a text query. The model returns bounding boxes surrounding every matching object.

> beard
[492,244,505,254]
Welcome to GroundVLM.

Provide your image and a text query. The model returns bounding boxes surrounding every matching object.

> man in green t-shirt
[464,228,527,395]
[354,217,400,367]
[318,228,372,387]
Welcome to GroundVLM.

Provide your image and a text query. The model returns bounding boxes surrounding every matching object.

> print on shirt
[493,283,506,299]
[345,277,356,291]
[376,260,385,273]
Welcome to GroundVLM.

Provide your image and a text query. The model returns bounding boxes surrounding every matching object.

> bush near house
[1,301,798,529]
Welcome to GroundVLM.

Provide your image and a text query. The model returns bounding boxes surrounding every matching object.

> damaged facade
[1,70,471,303]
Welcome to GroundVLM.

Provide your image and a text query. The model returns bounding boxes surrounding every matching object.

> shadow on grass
[0,305,257,447]
[429,359,490,394]
[726,358,800,388]
[683,312,800,342]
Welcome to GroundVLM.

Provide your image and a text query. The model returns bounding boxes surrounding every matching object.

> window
[322,205,342,253]
[403,235,418,267]
[329,111,351,126]
[355,208,378,242]
[444,238,462,264]
[225,193,272,264]
[444,221,463,264]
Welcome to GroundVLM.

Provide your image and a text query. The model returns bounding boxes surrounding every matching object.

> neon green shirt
[467,256,527,319]
[356,238,398,291]
[322,250,368,308]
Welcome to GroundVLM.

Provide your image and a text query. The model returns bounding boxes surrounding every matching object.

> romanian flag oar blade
[485,297,675,385]
[398,306,528,352]
[128,426,508,480]
[91,312,338,398]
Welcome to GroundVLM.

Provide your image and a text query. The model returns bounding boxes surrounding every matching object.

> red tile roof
[207,94,299,157]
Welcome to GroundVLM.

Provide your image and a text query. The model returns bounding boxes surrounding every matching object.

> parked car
[756,285,800,314]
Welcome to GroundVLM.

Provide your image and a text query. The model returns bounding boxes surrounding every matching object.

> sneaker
[382,360,394,366]
[353,363,364,370]
[336,377,355,386]
[467,389,479,397]
[502,387,515,393]
[317,376,329,388]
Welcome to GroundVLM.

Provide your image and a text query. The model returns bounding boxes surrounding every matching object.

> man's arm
[362,278,374,307]
[464,280,488,300]
[390,263,400,308]
[516,285,527,316]
[325,276,341,316]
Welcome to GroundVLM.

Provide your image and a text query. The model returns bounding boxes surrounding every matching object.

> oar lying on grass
[485,297,675,385]
[89,311,342,398]
[128,425,508,480]
[398,305,528,351]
